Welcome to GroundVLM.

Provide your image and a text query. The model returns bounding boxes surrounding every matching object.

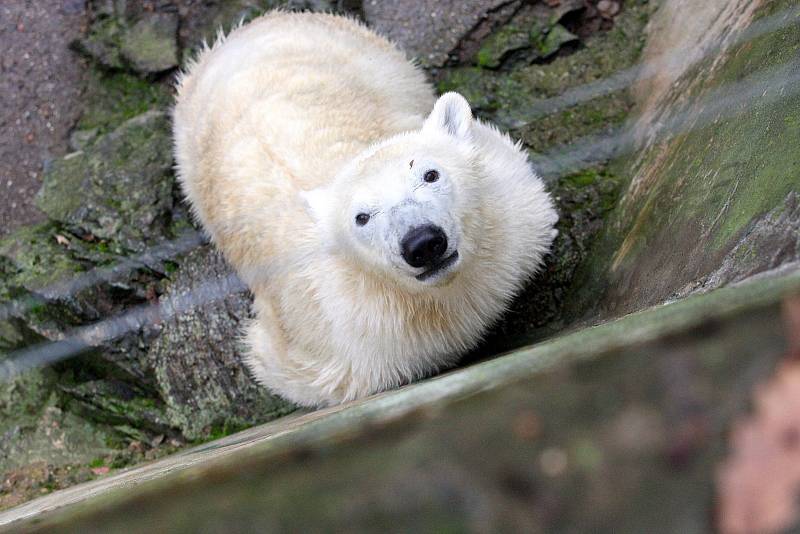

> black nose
[401,225,448,268]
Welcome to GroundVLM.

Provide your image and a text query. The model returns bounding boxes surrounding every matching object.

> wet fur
[173,11,558,406]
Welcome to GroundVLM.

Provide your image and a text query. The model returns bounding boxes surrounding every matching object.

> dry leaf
[54,234,70,246]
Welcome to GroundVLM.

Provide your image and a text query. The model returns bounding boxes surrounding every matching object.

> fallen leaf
[54,234,70,246]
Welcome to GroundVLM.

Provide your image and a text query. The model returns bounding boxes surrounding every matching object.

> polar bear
[173,11,558,407]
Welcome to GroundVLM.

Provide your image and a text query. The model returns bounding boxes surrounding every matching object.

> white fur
[173,12,558,407]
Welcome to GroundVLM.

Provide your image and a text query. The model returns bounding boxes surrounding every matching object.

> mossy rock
[59,379,173,438]
[0,224,87,292]
[0,383,114,475]
[77,70,172,134]
[75,4,179,76]
[37,111,175,253]
[119,13,179,75]
[566,0,800,320]
[474,0,581,70]
[147,246,296,441]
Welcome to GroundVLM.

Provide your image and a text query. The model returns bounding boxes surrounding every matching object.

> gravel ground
[0,1,88,238]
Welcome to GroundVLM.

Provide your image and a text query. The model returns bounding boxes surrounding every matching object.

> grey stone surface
[363,0,513,67]
[147,246,295,441]
[36,110,174,251]
[120,12,180,75]
[76,2,180,75]
[565,0,800,321]
[678,191,800,297]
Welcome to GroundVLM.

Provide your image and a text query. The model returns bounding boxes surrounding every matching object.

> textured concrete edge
[2,267,800,529]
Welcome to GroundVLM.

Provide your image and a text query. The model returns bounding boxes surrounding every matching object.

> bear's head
[302,92,557,293]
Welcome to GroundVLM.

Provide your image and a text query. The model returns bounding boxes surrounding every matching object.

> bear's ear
[423,92,473,140]
[299,186,334,225]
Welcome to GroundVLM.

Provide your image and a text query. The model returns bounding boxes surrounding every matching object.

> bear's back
[175,12,434,190]
[173,12,435,272]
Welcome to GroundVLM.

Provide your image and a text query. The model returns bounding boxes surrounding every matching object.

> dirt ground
[0,1,88,238]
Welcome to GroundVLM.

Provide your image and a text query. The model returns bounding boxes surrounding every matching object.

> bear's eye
[423,170,439,183]
[355,213,370,226]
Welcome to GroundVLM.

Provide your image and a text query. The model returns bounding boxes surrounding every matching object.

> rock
[364,0,512,68]
[0,224,88,295]
[73,16,127,71]
[120,13,180,75]
[76,70,172,135]
[36,111,174,252]
[147,246,295,441]
[596,0,621,20]
[566,0,800,321]
[0,379,114,475]
[59,380,173,438]
[476,13,578,69]
[678,192,800,297]
[473,0,583,69]
[67,128,99,152]
[75,2,179,76]
[475,24,530,69]
[536,24,578,59]
[0,222,170,407]
[0,405,113,475]
[285,0,363,17]
[87,0,122,19]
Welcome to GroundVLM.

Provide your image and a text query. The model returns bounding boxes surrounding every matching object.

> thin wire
[533,57,800,178]
[0,272,246,382]
[0,230,207,322]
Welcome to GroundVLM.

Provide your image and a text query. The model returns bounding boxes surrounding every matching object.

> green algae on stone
[75,4,179,76]
[536,24,578,59]
[59,380,173,438]
[77,70,172,134]
[564,2,800,320]
[441,0,653,128]
[521,93,631,157]
[474,1,581,69]
[147,247,296,441]
[476,24,531,69]
[73,16,127,71]
[0,374,115,475]
[37,111,175,252]
[0,224,86,293]
[0,404,115,475]
[119,13,180,75]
